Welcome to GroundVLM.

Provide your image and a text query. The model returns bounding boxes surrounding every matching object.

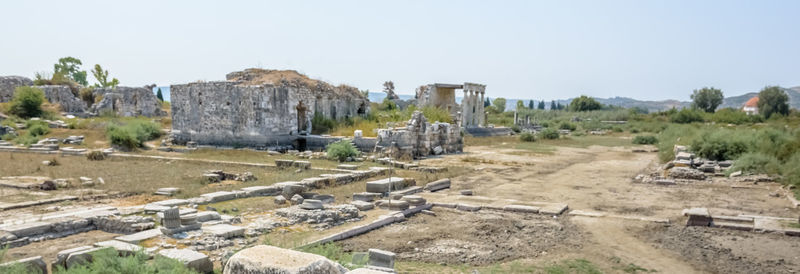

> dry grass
[0,152,326,198]
[465,134,633,153]
[159,148,382,170]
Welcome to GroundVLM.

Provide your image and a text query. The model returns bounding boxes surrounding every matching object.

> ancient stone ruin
[416,82,487,128]
[374,111,462,159]
[0,76,164,117]
[170,69,370,148]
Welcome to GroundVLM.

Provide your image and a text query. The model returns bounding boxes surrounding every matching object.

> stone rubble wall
[38,85,88,113]
[374,111,463,159]
[90,86,165,117]
[170,80,370,147]
[0,76,34,102]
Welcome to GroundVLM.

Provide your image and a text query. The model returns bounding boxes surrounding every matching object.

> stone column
[162,207,181,229]
[462,89,469,127]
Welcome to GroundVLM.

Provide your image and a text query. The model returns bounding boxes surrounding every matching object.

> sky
[1,0,798,101]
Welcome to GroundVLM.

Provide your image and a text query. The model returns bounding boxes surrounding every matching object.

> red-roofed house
[743,96,759,115]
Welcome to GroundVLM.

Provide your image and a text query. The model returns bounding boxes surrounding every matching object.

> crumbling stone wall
[0,76,34,102]
[90,86,165,117]
[170,69,370,147]
[38,85,87,113]
[375,111,462,159]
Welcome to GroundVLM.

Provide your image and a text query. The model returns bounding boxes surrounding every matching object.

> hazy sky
[1,0,798,100]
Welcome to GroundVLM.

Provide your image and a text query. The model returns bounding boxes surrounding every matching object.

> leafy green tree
[537,100,545,110]
[91,64,120,88]
[569,95,602,112]
[690,87,724,113]
[492,98,506,113]
[54,57,88,86]
[8,87,46,118]
[550,100,557,110]
[156,88,164,101]
[757,86,789,119]
[516,100,526,110]
[528,100,534,109]
[557,103,565,110]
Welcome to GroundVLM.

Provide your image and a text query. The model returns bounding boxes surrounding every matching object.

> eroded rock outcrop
[0,76,34,102]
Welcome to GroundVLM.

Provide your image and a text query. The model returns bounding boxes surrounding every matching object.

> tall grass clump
[632,135,658,145]
[326,139,359,162]
[53,248,197,274]
[727,152,781,175]
[656,124,698,162]
[539,128,560,140]
[520,132,536,142]
[106,119,162,150]
[298,243,358,269]
[689,129,750,161]
[669,108,705,124]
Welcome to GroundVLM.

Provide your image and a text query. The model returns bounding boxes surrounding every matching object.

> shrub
[569,95,602,112]
[511,124,521,133]
[26,121,50,136]
[558,122,576,131]
[539,128,560,140]
[378,98,397,111]
[2,133,15,141]
[712,108,762,124]
[727,152,781,175]
[690,129,749,161]
[520,132,536,142]
[311,113,337,135]
[632,135,658,145]
[53,248,196,274]
[106,119,162,150]
[611,126,623,132]
[670,108,704,124]
[8,87,46,118]
[630,128,640,133]
[782,154,800,189]
[326,139,359,162]
[87,150,106,161]
[13,133,39,146]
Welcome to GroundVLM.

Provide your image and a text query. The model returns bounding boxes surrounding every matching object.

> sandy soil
[342,141,800,273]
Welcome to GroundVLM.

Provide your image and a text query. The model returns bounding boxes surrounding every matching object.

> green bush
[326,139,359,162]
[782,154,800,189]
[53,248,197,274]
[540,128,560,139]
[510,124,521,133]
[106,119,162,150]
[311,113,337,135]
[26,120,50,136]
[632,135,658,145]
[670,108,705,124]
[2,133,15,141]
[711,108,762,124]
[8,87,46,118]
[559,122,576,131]
[520,132,536,142]
[629,128,640,133]
[611,126,623,132]
[690,129,749,161]
[727,152,781,175]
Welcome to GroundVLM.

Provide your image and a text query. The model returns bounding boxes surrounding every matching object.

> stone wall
[170,70,370,147]
[374,111,462,159]
[90,86,165,117]
[0,76,34,102]
[38,85,87,113]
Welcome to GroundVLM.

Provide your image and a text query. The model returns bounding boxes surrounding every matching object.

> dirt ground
[341,138,800,273]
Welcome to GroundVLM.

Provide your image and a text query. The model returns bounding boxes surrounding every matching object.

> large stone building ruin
[170,69,370,148]
[0,76,164,117]
[416,82,487,128]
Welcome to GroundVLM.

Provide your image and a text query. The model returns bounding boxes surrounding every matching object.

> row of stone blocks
[275,159,311,169]
[683,207,800,236]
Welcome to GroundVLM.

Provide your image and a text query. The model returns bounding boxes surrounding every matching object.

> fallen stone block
[202,224,244,238]
[3,221,52,238]
[399,195,426,206]
[293,160,311,169]
[225,245,348,274]
[460,189,473,196]
[654,179,676,185]
[368,248,396,270]
[281,183,307,199]
[424,178,451,192]
[431,202,457,208]
[115,228,162,244]
[351,201,375,211]
[195,211,222,222]
[53,245,94,269]
[456,203,481,212]
[353,192,381,202]
[389,186,423,197]
[376,200,410,211]
[200,191,237,203]
[366,177,411,193]
[275,159,295,168]
[66,247,110,269]
[154,187,181,196]
[299,199,324,210]
[159,248,213,273]
[240,186,281,197]
[153,199,189,207]
[94,240,144,256]
[337,164,358,170]
[312,194,335,204]
[503,205,540,214]
[291,194,304,205]
[143,204,172,214]
[274,196,287,205]
[0,256,47,274]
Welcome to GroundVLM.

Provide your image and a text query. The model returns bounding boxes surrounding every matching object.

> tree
[91,64,120,88]
[8,87,46,118]
[537,100,545,110]
[484,97,491,107]
[528,100,534,109]
[569,95,603,112]
[382,81,398,100]
[757,86,790,119]
[557,103,565,110]
[54,57,88,86]
[156,88,164,102]
[550,100,557,110]
[690,87,724,113]
[492,98,506,113]
[516,100,526,110]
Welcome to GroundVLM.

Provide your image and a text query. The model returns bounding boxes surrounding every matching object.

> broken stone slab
[460,189,473,196]
[350,201,375,211]
[65,247,110,269]
[115,228,162,244]
[3,221,53,238]
[195,211,222,222]
[281,183,307,199]
[684,207,712,226]
[376,200,410,211]
[654,179,676,185]
[399,195,426,206]
[203,173,222,183]
[159,223,202,236]
[368,248,396,270]
[200,191,237,203]
[503,205,540,214]
[730,170,743,178]
[675,152,694,161]
[431,202,457,208]
[293,160,311,169]
[353,192,382,202]
[202,224,244,239]
[290,194,304,205]
[669,167,706,180]
[389,186,423,197]
[0,256,47,274]
[94,240,144,256]
[154,187,181,196]
[223,245,347,274]
[53,245,93,270]
[312,194,335,204]
[537,203,569,215]
[159,248,213,273]
[366,177,411,193]
[299,199,324,210]
[456,203,481,212]
[240,186,281,197]
[424,178,450,192]
[275,159,295,168]
[153,199,190,207]
[337,164,358,170]
[143,204,172,214]
[274,196,287,205]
